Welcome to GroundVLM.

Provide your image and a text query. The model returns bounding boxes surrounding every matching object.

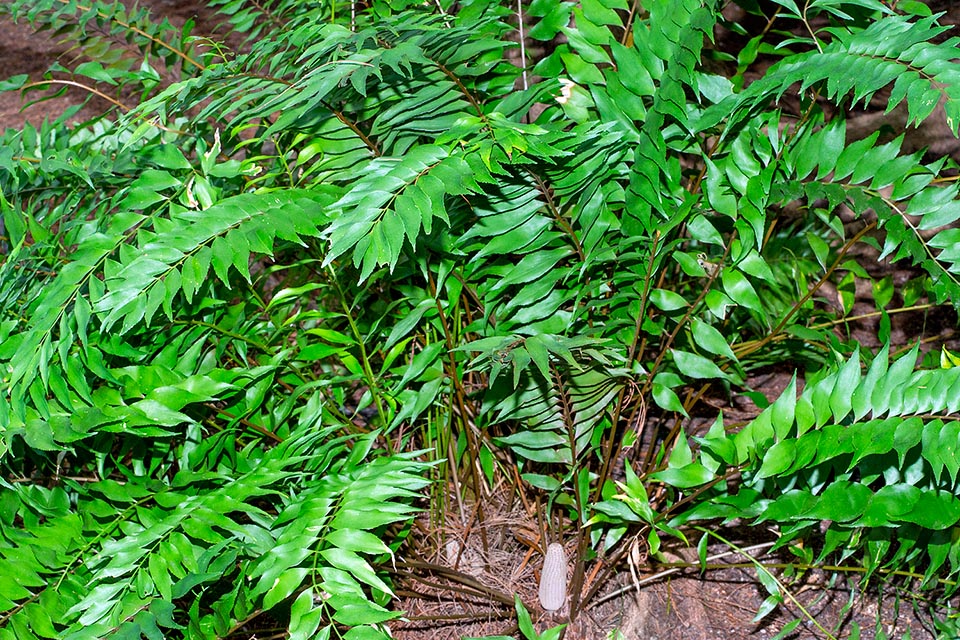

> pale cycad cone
[538,542,567,611]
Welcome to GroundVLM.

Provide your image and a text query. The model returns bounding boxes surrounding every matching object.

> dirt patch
[610,541,940,640]
[0,1,227,131]
[393,494,942,640]
[0,13,98,130]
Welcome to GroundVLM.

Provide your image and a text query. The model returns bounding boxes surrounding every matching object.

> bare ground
[0,13,96,129]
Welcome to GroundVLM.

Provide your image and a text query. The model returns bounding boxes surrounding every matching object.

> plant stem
[733,222,876,359]
[589,540,777,607]
[696,527,838,639]
[327,266,389,443]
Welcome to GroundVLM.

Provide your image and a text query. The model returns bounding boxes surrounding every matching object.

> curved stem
[589,540,776,607]
[64,0,207,71]
[698,527,838,639]
[327,266,389,443]
[24,79,132,112]
[733,221,876,360]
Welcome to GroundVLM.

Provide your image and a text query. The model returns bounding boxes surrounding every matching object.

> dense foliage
[1,0,960,637]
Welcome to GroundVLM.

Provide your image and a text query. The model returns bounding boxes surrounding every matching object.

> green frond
[2,0,210,100]
[0,185,336,426]
[323,146,481,280]
[98,188,338,332]
[0,424,428,636]
[690,345,960,589]
[733,14,960,135]
[776,114,960,303]
[477,342,624,465]
[625,0,721,230]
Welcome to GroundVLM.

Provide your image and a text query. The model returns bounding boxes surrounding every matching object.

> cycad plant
[2,0,960,637]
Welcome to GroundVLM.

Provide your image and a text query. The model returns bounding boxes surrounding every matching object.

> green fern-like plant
[655,345,960,601]
[3,0,960,635]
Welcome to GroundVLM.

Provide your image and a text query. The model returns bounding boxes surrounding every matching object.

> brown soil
[0,13,95,129]
[1,3,958,640]
[391,500,946,639]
